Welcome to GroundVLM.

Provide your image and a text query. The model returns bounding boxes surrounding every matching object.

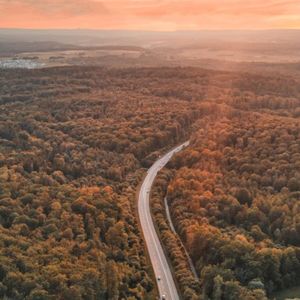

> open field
[1,30,300,71]
[0,47,145,68]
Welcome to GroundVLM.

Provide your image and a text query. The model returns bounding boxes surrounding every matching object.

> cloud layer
[0,0,299,29]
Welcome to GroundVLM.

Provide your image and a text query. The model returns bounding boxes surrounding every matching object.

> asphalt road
[138,141,189,300]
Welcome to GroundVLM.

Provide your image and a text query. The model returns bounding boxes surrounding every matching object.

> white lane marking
[139,142,189,300]
[140,172,173,294]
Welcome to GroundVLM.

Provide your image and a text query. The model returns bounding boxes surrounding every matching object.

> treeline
[142,65,300,299]
[152,169,201,299]
[1,65,300,299]
[0,66,207,299]
[163,111,300,299]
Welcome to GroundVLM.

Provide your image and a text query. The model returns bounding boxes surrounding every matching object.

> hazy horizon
[1,0,300,30]
[1,28,300,32]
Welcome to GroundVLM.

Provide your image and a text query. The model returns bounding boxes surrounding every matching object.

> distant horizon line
[1,27,300,32]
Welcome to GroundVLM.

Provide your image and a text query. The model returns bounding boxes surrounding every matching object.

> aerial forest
[152,68,300,299]
[0,65,300,299]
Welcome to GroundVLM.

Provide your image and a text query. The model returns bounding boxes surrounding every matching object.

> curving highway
[138,141,189,300]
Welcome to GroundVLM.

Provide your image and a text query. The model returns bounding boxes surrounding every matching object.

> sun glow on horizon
[0,0,300,30]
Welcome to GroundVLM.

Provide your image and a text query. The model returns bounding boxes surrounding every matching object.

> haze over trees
[0,64,299,299]
[0,66,210,299]
[153,70,300,299]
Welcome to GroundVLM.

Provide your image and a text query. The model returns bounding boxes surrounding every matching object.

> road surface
[138,141,189,300]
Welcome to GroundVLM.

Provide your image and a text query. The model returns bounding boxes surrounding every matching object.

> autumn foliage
[0,65,299,299]
[0,66,204,299]
[164,112,300,299]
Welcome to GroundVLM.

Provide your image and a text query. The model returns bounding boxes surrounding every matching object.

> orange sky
[0,0,300,30]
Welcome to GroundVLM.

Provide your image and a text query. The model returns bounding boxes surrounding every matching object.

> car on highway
[139,143,188,300]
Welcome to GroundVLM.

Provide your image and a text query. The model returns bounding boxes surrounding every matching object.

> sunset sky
[0,0,300,30]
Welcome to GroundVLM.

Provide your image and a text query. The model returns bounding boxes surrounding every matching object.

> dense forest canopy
[0,66,204,299]
[152,68,300,299]
[0,65,299,299]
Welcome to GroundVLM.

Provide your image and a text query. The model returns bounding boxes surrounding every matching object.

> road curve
[138,141,189,300]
